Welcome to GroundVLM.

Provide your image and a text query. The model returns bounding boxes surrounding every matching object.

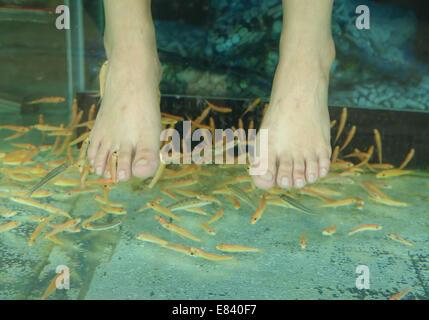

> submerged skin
[89,0,334,189]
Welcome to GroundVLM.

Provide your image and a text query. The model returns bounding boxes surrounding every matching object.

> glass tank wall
[1,0,429,112]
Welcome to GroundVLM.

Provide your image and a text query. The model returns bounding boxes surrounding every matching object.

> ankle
[278,36,335,76]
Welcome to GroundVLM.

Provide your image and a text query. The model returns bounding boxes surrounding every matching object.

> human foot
[88,38,162,181]
[251,39,335,190]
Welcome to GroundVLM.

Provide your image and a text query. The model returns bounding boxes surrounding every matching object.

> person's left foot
[251,38,335,189]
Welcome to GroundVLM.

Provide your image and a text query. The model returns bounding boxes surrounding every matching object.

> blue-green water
[0,111,428,300]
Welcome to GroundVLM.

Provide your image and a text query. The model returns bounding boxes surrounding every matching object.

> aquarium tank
[0,0,428,304]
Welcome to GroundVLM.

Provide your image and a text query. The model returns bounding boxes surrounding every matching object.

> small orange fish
[218,175,252,187]
[10,143,36,149]
[348,224,382,236]
[82,221,121,231]
[43,204,72,218]
[160,188,179,200]
[94,194,124,208]
[28,96,65,104]
[331,145,340,163]
[7,172,39,182]
[241,97,261,118]
[40,267,70,300]
[9,196,46,210]
[200,221,216,235]
[160,113,184,121]
[373,129,382,163]
[190,247,236,261]
[194,106,211,124]
[334,107,347,144]
[205,100,233,113]
[184,207,210,216]
[339,125,356,151]
[98,205,127,215]
[319,197,363,208]
[47,129,72,136]
[250,194,266,224]
[389,288,412,300]
[207,209,224,224]
[375,169,413,179]
[359,181,388,198]
[29,215,59,246]
[162,243,193,255]
[148,201,182,221]
[64,188,98,197]
[216,244,262,253]
[32,124,67,132]
[45,157,68,167]
[0,221,21,233]
[367,163,394,170]
[298,189,334,203]
[53,178,81,187]
[330,161,354,171]
[81,211,107,226]
[136,233,168,245]
[322,224,337,236]
[368,194,408,207]
[136,196,163,212]
[69,131,90,146]
[1,207,19,217]
[45,219,81,238]
[108,151,119,184]
[0,125,30,132]
[386,233,413,247]
[398,148,415,170]
[300,232,307,249]
[154,215,201,242]
[148,162,166,189]
[225,195,240,209]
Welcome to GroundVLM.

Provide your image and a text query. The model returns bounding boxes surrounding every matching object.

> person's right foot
[88,36,162,181]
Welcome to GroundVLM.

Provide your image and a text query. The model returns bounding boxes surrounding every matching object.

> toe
[276,154,293,188]
[318,150,331,178]
[94,142,111,176]
[305,154,319,184]
[132,142,159,178]
[292,156,306,188]
[117,143,133,181]
[250,152,277,190]
[87,137,100,166]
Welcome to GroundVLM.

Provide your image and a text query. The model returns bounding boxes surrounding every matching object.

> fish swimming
[279,194,317,216]
[27,162,69,196]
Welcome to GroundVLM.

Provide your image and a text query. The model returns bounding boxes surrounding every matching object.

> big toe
[250,152,277,190]
[132,143,159,178]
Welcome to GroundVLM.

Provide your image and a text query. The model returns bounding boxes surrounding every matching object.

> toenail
[296,179,304,188]
[135,159,148,167]
[281,177,289,187]
[118,171,125,180]
[321,168,328,177]
[308,174,316,183]
[90,159,94,166]
[262,171,273,181]
[96,167,102,175]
